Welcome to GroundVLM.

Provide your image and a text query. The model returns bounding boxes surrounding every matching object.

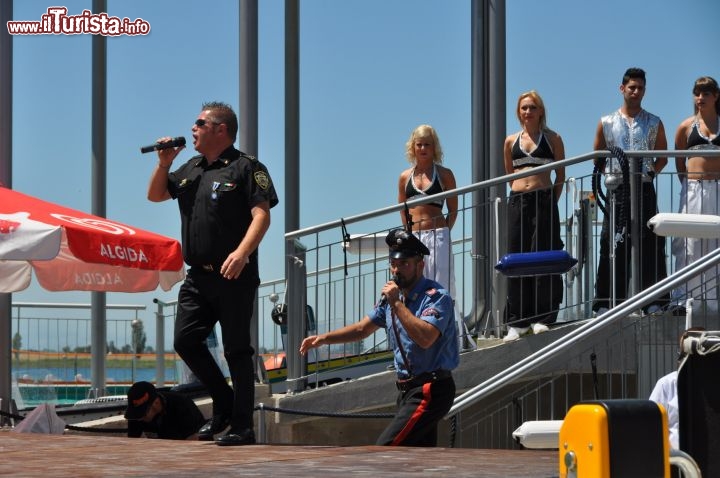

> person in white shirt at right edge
[649,327,705,449]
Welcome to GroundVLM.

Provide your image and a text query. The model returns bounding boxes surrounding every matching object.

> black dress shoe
[197,414,231,441]
[215,428,256,446]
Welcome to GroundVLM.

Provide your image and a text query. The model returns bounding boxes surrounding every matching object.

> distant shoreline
[12,350,178,369]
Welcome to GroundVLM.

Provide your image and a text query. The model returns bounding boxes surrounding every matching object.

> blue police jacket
[368,276,459,379]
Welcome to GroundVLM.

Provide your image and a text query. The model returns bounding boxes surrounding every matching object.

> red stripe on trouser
[390,382,432,445]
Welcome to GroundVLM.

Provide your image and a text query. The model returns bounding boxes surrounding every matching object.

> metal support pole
[470,0,506,335]
[90,0,108,397]
[0,0,13,419]
[285,0,300,234]
[239,0,260,380]
[239,0,258,156]
[470,0,488,335]
[282,0,303,393]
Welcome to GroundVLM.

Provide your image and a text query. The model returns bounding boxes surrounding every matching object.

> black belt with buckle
[396,370,452,393]
[197,263,221,273]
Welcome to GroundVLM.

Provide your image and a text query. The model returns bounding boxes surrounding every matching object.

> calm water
[14,366,178,384]
[13,366,180,407]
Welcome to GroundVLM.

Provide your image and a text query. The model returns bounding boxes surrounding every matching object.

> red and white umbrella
[0,186,185,293]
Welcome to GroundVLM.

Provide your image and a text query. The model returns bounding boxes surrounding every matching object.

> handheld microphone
[140,136,186,154]
[378,274,398,307]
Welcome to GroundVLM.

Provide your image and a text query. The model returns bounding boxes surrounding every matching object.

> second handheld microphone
[378,274,399,306]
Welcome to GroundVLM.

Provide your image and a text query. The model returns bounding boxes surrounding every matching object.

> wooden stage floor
[0,431,559,477]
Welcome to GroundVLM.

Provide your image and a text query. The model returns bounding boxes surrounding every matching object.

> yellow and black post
[558,399,670,478]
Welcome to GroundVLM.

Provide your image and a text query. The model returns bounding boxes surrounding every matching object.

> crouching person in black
[125,381,206,440]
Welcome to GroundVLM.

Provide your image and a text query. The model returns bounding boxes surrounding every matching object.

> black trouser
[506,189,564,328]
[174,268,257,430]
[376,375,455,447]
[593,182,668,312]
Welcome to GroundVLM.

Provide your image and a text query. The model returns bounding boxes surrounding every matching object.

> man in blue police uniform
[148,101,278,446]
[300,228,459,446]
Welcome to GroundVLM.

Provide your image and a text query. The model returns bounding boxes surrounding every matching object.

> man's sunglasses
[194,118,219,127]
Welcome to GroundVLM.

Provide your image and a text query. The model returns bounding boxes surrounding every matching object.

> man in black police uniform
[147,101,278,446]
[125,381,205,440]
[300,229,459,446]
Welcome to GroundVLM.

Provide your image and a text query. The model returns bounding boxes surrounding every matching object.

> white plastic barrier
[647,213,720,239]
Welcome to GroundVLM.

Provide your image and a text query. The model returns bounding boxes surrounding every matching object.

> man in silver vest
[592,67,669,315]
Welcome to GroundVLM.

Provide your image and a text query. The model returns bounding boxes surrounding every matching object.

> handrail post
[284,239,307,394]
[492,197,506,337]
[257,402,266,444]
[582,192,596,319]
[629,156,641,301]
[153,299,167,387]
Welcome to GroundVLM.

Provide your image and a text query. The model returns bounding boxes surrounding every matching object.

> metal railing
[281,149,720,388]
[9,302,159,406]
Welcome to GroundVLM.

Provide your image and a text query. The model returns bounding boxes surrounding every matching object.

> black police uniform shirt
[167,146,279,283]
[127,391,206,440]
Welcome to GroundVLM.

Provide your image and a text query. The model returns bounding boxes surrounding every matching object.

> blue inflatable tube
[495,250,578,277]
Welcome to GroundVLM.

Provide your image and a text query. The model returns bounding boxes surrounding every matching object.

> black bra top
[511,131,555,168]
[687,118,720,150]
[405,165,445,208]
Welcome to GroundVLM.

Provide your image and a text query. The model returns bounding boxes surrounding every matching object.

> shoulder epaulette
[238,150,258,162]
[190,154,205,167]
[425,287,450,298]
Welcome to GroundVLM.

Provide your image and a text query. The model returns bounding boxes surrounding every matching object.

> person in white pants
[397,124,475,350]
[672,76,720,314]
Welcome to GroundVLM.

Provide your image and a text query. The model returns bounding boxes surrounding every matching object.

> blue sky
[6,0,719,331]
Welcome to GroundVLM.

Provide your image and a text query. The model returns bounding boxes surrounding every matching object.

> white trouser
[672,179,720,313]
[415,228,476,349]
[415,227,453,293]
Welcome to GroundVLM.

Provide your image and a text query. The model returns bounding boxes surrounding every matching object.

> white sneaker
[503,326,530,342]
[531,323,549,335]
[503,327,520,342]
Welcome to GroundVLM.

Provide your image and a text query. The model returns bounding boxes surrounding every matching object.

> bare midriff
[510,167,554,193]
[407,204,448,231]
[686,155,720,180]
